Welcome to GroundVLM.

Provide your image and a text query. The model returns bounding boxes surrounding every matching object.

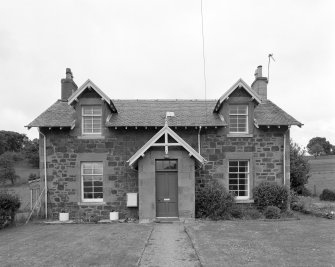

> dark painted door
[156,160,178,217]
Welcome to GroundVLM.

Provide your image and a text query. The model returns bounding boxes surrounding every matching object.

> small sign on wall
[127,193,138,207]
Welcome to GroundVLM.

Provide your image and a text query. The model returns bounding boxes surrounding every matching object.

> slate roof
[106,100,226,127]
[26,100,75,128]
[26,98,302,128]
[254,100,302,126]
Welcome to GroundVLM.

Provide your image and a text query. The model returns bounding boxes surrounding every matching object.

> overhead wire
[200,0,208,123]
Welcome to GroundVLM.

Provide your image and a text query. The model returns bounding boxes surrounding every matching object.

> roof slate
[254,100,302,126]
[26,100,75,128]
[26,98,302,128]
[106,100,226,127]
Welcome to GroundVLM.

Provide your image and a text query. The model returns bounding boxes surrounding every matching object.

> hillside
[306,156,335,196]
[0,159,39,211]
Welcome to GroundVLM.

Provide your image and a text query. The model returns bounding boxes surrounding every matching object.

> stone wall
[41,128,155,220]
[194,127,288,198]
[40,125,288,220]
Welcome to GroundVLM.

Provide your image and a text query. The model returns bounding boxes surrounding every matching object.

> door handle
[163,198,170,201]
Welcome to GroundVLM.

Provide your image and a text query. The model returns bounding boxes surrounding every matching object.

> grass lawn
[186,216,335,267]
[0,223,152,267]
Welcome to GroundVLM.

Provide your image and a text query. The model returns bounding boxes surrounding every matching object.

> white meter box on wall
[127,193,138,207]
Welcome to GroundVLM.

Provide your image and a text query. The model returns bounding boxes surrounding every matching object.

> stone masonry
[40,125,289,220]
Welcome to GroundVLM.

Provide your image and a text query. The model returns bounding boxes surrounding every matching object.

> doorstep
[44,220,75,224]
[154,217,180,223]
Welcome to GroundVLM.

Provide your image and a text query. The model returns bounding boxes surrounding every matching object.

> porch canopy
[127,125,206,168]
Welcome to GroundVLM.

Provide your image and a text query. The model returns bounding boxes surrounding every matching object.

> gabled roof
[127,125,206,167]
[214,79,262,112]
[26,98,301,128]
[26,100,75,128]
[68,79,117,112]
[254,100,302,127]
[106,100,226,127]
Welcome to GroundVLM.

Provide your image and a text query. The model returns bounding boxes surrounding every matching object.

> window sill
[78,135,105,140]
[77,202,106,206]
[227,133,253,138]
[235,199,254,204]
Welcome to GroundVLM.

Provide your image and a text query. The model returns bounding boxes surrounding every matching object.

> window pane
[84,181,92,187]
[229,166,238,173]
[239,166,247,173]
[82,162,103,201]
[239,184,247,190]
[237,105,247,114]
[240,161,248,166]
[229,160,249,199]
[229,179,238,185]
[156,160,163,170]
[239,191,247,196]
[92,107,102,115]
[83,106,93,115]
[239,179,247,185]
[93,181,103,186]
[229,185,238,191]
[84,186,92,192]
[84,193,93,199]
[156,160,177,170]
[229,105,248,133]
[94,193,103,198]
[94,187,103,193]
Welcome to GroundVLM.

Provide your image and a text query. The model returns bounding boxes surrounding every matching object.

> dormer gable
[68,79,117,113]
[213,78,262,113]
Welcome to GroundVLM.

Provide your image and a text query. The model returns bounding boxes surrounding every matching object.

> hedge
[0,193,21,229]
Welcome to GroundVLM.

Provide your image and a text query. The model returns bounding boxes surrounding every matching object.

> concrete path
[139,223,201,267]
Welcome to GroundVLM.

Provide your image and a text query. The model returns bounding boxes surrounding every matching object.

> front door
[156,159,178,217]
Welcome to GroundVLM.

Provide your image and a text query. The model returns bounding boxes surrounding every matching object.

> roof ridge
[112,99,218,101]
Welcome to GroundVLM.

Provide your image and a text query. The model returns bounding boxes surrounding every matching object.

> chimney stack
[61,68,78,101]
[251,65,268,100]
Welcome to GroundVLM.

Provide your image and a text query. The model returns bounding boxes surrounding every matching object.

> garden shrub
[253,182,290,211]
[320,189,335,201]
[299,186,313,197]
[244,208,262,219]
[229,205,262,220]
[0,193,21,229]
[264,206,281,219]
[229,205,244,219]
[195,180,235,220]
[28,173,39,182]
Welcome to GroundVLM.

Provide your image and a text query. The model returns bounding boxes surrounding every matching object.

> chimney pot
[254,65,262,78]
[66,68,73,79]
[251,65,267,100]
[61,68,78,101]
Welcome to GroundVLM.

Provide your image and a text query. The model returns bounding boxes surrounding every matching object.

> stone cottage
[27,66,302,222]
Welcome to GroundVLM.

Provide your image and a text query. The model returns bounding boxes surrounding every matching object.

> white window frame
[229,105,248,134]
[228,160,249,200]
[81,162,104,203]
[82,106,102,135]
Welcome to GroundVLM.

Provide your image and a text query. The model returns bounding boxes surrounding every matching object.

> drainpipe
[38,129,48,219]
[198,126,202,154]
[283,128,289,186]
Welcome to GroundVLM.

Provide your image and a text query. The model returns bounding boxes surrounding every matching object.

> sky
[0,0,334,149]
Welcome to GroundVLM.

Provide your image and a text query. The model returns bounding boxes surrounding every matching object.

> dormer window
[82,106,102,135]
[229,105,248,134]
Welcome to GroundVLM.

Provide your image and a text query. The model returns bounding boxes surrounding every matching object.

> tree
[307,137,333,156]
[0,131,27,155]
[0,153,18,185]
[23,138,39,168]
[290,140,310,194]
[309,143,324,158]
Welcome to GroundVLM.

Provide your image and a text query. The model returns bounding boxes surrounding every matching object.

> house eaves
[214,78,262,113]
[127,125,206,167]
[68,79,117,112]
